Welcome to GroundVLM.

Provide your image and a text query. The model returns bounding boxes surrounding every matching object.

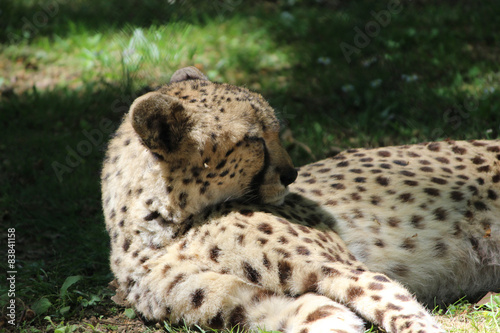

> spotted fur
[293,140,500,305]
[102,67,447,333]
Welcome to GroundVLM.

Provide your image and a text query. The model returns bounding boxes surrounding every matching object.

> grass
[0,0,499,332]
[436,295,500,332]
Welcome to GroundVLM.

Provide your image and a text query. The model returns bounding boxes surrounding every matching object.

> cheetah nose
[280,167,298,186]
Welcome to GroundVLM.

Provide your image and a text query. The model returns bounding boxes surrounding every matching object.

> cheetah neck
[137,155,222,227]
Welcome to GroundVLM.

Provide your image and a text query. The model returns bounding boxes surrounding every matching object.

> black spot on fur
[393,160,408,166]
[191,288,205,308]
[210,246,221,262]
[427,142,440,151]
[398,193,414,203]
[144,211,160,221]
[452,146,467,154]
[346,286,365,300]
[478,165,491,173]
[474,201,489,211]
[431,177,447,185]
[179,192,188,209]
[257,223,273,235]
[263,254,271,269]
[303,273,318,292]
[391,264,409,277]
[296,246,311,255]
[373,275,390,283]
[368,282,384,290]
[240,209,254,217]
[450,191,464,201]
[167,273,186,293]
[228,305,246,328]
[433,207,447,221]
[376,176,389,186]
[278,261,292,285]
[424,188,440,196]
[468,185,479,195]
[378,150,391,157]
[123,239,131,252]
[434,241,448,257]
[388,217,401,227]
[304,305,337,324]
[331,183,346,190]
[488,189,498,200]
[404,180,418,186]
[472,156,486,164]
[243,262,261,284]
[435,157,449,164]
[336,161,349,167]
[209,311,224,329]
[216,160,227,169]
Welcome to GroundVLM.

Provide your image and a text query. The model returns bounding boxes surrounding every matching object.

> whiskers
[234,186,260,204]
[220,184,286,206]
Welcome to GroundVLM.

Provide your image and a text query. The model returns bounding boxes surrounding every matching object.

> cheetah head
[129,67,297,220]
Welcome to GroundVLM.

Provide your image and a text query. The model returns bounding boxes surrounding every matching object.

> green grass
[436,295,500,332]
[1,0,499,332]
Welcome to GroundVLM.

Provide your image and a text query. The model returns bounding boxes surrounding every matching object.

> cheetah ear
[170,66,209,83]
[130,92,193,157]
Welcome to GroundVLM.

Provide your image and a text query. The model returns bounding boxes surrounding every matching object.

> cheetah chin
[260,186,290,205]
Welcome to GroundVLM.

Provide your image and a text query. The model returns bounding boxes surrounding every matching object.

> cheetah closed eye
[104,66,500,333]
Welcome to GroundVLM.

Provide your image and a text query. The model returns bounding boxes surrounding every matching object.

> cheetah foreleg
[315,264,444,333]
[254,292,365,333]
[125,252,366,332]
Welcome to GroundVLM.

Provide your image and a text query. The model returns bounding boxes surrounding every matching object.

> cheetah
[102,67,446,333]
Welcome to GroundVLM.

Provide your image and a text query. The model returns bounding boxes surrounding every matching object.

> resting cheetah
[102,67,452,332]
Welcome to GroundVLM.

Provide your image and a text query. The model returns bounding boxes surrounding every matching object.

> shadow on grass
[257,0,500,142]
[0,84,130,323]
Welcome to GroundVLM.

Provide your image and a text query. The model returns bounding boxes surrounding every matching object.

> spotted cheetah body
[292,140,500,305]
[101,67,499,333]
